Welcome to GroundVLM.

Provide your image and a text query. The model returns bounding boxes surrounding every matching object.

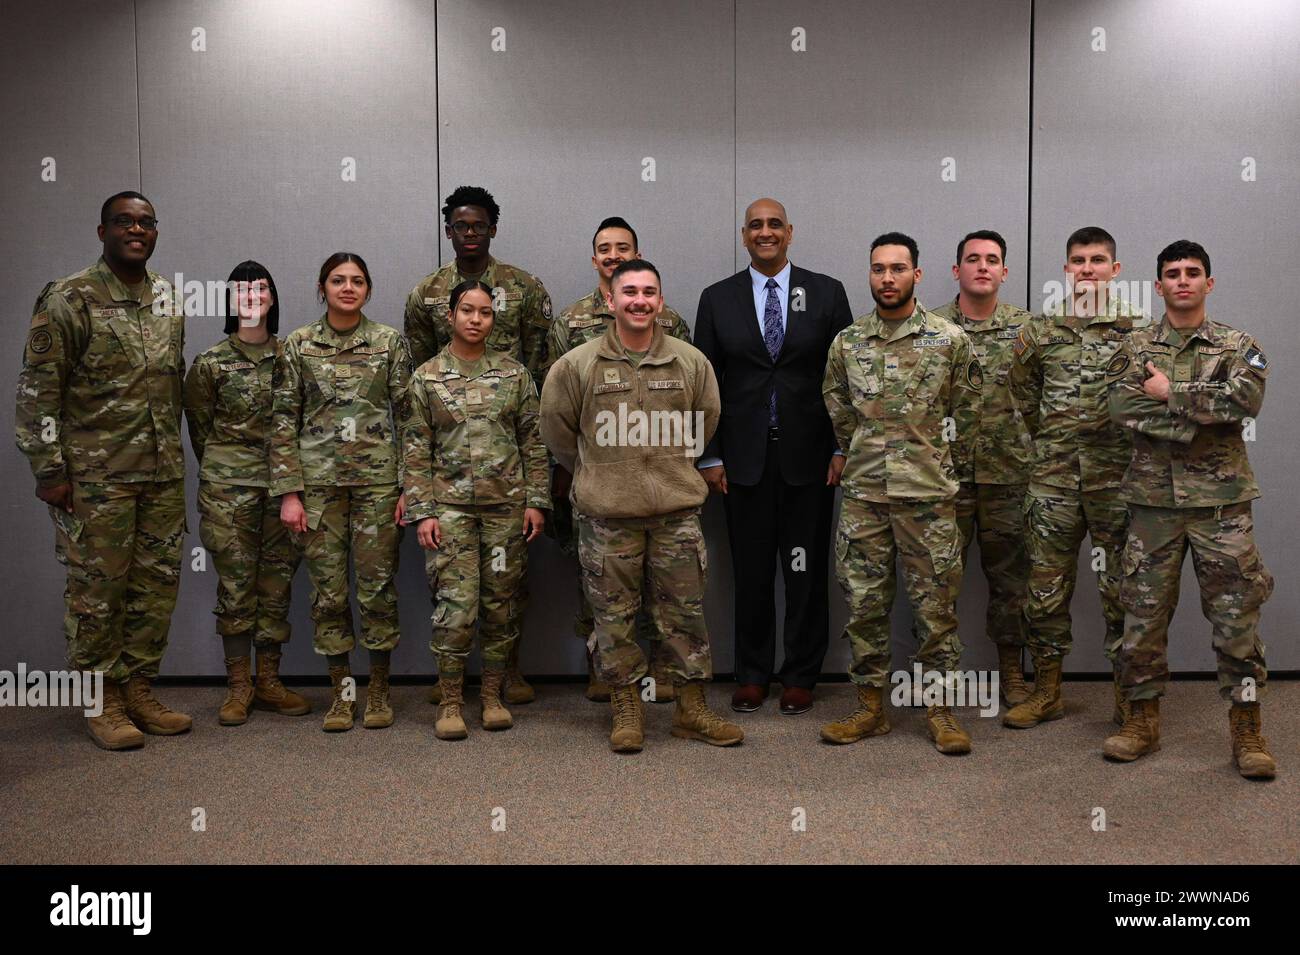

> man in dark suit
[694,198,853,714]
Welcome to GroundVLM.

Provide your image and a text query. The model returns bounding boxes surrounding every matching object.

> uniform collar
[432,345,510,375]
[311,313,373,349]
[451,255,498,286]
[93,256,163,310]
[227,333,278,362]
[950,296,1016,332]
[1155,315,1219,346]
[862,301,928,343]
[595,321,674,365]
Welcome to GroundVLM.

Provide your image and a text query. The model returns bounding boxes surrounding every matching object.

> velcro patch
[914,337,951,348]
[568,317,603,328]
[352,345,388,355]
[28,329,52,354]
[647,379,684,390]
[300,347,334,357]
[603,368,621,384]
[997,328,1020,339]
[1105,352,1130,378]
[967,359,983,389]
[1012,327,1031,357]
[219,361,256,371]
[1244,346,1268,373]
[90,306,127,319]
[595,382,632,394]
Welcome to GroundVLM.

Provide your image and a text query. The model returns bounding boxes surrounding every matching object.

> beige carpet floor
[0,680,1294,864]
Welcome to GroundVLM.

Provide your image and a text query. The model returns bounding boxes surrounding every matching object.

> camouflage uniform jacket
[404,347,550,520]
[547,289,690,374]
[931,297,1034,485]
[1107,316,1266,508]
[15,257,185,487]
[1009,298,1149,492]
[403,256,552,385]
[823,302,981,503]
[269,315,413,496]
[184,334,280,487]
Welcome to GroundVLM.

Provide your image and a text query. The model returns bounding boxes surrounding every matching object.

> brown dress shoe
[730,683,768,712]
[779,686,813,715]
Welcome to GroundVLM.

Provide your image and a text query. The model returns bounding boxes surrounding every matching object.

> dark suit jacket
[694,265,853,486]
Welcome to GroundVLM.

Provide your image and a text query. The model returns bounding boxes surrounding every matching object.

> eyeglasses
[449,222,491,237]
[108,215,159,231]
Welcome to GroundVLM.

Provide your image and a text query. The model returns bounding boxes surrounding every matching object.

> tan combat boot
[124,674,193,735]
[1229,702,1277,780]
[609,683,644,753]
[219,656,254,726]
[1103,697,1160,761]
[363,663,394,729]
[322,664,355,732]
[927,705,972,754]
[585,653,611,703]
[820,685,891,744]
[434,673,468,740]
[428,677,442,705]
[253,648,310,716]
[1003,658,1065,728]
[998,645,1031,706]
[479,669,514,730]
[648,646,676,703]
[1112,666,1131,726]
[86,679,146,750]
[671,682,744,746]
[504,644,535,704]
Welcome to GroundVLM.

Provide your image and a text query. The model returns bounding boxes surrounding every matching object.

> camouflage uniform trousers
[551,482,665,647]
[955,481,1029,648]
[298,484,402,655]
[1118,502,1271,703]
[837,496,964,688]
[197,481,301,647]
[1023,486,1128,662]
[577,511,712,687]
[426,503,527,674]
[54,479,186,683]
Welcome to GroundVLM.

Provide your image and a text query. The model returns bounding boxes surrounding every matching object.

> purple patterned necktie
[763,278,784,425]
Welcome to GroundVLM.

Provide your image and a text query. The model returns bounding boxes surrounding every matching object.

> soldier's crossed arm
[14,286,80,488]
[401,375,438,523]
[948,334,982,476]
[1007,319,1043,437]
[521,279,554,391]
[182,356,217,464]
[387,335,416,486]
[1105,338,1196,444]
[267,342,307,496]
[515,375,551,509]
[403,287,439,370]
[821,338,856,454]
[1167,336,1268,426]
[538,359,581,474]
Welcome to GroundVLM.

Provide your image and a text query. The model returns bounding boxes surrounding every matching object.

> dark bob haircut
[224,260,280,334]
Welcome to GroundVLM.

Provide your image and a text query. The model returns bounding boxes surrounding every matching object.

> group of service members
[14,186,1276,780]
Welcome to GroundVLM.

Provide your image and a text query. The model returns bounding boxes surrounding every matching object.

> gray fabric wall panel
[736,0,1033,677]
[436,0,737,676]
[132,0,439,676]
[1,0,141,673]
[1031,0,1300,669]
[2,0,1294,677]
